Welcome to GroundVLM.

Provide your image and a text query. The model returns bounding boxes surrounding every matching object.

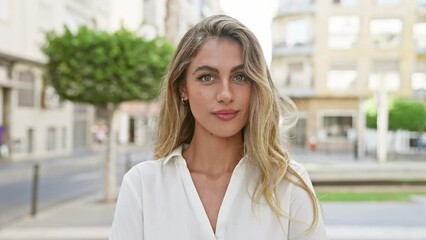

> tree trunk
[104,103,118,202]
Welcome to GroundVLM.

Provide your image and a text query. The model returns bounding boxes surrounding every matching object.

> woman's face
[182,38,252,139]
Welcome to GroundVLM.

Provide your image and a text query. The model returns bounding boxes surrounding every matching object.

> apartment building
[0,0,113,161]
[271,0,426,152]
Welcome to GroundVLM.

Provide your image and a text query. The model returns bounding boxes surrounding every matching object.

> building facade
[0,0,113,161]
[271,0,426,153]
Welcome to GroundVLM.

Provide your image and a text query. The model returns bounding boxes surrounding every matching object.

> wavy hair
[154,15,318,230]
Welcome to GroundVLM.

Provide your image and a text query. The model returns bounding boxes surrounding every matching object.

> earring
[181,97,186,104]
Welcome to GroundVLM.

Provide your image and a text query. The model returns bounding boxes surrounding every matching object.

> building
[0,0,112,161]
[271,0,426,153]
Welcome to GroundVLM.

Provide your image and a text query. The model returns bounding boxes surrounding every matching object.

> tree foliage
[365,97,426,131]
[42,25,174,105]
[42,25,174,202]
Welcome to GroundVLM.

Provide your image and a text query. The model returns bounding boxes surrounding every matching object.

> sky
[219,0,278,64]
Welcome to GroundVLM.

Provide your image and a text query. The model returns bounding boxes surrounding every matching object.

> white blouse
[109,146,328,240]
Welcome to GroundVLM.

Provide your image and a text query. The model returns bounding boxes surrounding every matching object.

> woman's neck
[183,130,244,176]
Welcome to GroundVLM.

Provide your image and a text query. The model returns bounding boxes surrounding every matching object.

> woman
[110,15,327,239]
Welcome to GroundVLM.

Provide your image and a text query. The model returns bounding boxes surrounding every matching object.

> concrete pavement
[0,191,425,240]
[0,194,113,240]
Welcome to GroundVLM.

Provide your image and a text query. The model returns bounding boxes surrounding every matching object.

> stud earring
[181,97,186,104]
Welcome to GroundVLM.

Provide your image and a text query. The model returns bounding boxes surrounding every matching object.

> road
[0,148,152,227]
[323,199,426,240]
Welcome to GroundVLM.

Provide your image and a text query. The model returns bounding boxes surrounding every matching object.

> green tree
[365,97,426,131]
[42,25,174,202]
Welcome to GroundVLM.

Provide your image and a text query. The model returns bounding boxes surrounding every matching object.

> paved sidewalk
[0,194,114,240]
[0,191,425,240]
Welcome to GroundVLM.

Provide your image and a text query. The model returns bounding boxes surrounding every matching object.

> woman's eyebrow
[231,64,244,73]
[193,64,245,75]
[193,65,218,74]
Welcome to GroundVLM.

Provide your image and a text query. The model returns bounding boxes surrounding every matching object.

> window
[370,19,402,48]
[287,62,310,88]
[369,60,400,91]
[278,0,315,11]
[322,115,354,139]
[289,62,304,72]
[47,127,56,151]
[0,0,10,21]
[289,115,307,147]
[413,23,426,51]
[327,62,357,90]
[333,0,358,5]
[375,0,400,5]
[0,66,7,81]
[329,16,360,49]
[18,71,35,107]
[272,64,286,87]
[412,62,426,91]
[285,19,311,48]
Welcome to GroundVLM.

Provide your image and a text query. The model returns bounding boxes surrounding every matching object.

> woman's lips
[212,109,239,121]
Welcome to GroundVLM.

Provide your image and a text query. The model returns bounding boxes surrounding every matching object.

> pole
[357,95,366,160]
[126,151,132,173]
[377,74,388,163]
[31,163,39,216]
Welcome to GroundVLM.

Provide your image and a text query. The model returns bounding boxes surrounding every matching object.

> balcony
[415,38,426,55]
[280,88,315,98]
[413,89,426,100]
[277,75,315,97]
[273,42,313,56]
[419,3,426,16]
[416,47,426,55]
[276,0,315,16]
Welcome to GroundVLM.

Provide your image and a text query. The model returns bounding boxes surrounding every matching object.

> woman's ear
[180,84,188,100]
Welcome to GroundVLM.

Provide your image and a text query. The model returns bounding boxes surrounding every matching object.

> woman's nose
[216,80,233,104]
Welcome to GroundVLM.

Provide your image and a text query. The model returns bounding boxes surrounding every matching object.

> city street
[0,147,152,227]
[0,184,425,240]
[0,149,425,239]
[323,199,426,240]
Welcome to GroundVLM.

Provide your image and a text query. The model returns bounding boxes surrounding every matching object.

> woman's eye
[234,74,247,82]
[197,75,214,82]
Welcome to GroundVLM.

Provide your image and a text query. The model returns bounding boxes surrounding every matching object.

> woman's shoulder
[125,146,185,181]
[288,159,309,178]
[124,157,167,181]
[281,159,313,188]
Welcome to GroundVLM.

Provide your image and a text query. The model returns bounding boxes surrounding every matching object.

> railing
[273,42,314,56]
[278,86,316,97]
[276,0,315,15]
[415,37,426,54]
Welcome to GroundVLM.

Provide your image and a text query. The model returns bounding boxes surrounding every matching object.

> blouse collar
[162,144,248,166]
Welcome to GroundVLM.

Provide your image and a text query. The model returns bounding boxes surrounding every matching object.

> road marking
[327,226,426,239]
[0,227,109,239]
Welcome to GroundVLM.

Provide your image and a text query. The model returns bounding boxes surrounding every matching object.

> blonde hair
[154,15,318,229]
